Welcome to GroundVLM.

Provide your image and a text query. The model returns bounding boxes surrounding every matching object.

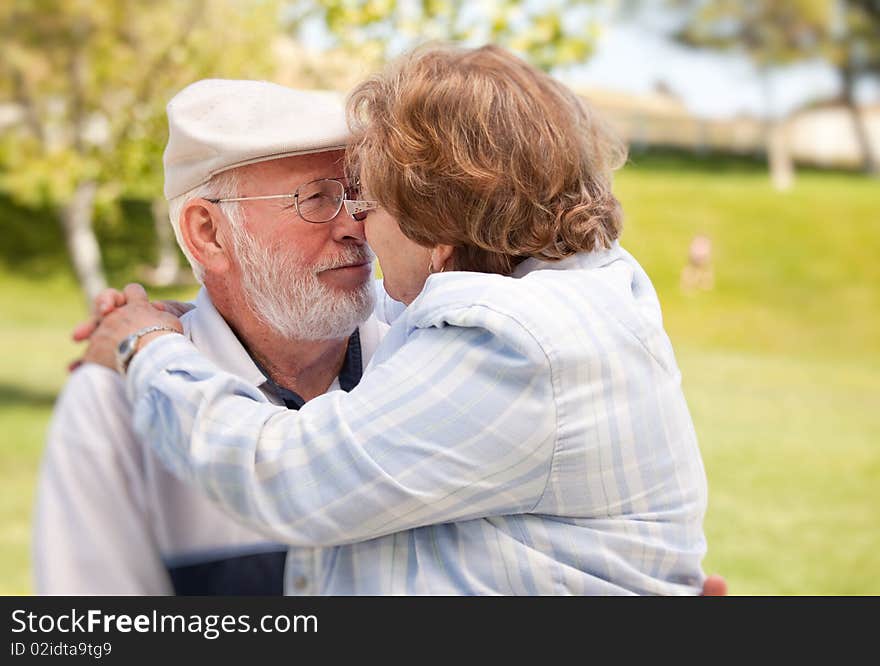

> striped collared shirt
[127,243,708,595]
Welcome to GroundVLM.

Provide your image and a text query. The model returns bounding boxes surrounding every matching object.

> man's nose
[329,206,366,243]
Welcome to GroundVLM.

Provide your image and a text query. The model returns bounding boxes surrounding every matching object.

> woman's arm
[126,315,556,547]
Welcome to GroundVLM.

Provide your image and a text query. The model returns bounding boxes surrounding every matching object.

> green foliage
[287,0,600,70]
[671,0,880,76]
[0,0,282,206]
[672,0,831,66]
[824,0,880,73]
[0,1,285,299]
[0,0,604,301]
[0,189,181,285]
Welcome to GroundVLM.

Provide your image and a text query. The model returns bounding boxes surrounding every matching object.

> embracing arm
[125,316,556,547]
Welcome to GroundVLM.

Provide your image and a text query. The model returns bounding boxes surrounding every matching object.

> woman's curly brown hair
[346,44,627,275]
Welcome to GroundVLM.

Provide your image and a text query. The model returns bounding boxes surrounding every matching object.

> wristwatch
[115,324,180,375]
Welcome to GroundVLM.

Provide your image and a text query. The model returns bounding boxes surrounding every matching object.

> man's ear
[179,199,232,273]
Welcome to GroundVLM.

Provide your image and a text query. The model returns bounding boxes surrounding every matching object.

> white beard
[230,228,375,341]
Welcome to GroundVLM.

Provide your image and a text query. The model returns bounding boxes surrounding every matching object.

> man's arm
[701,574,728,596]
[33,365,172,594]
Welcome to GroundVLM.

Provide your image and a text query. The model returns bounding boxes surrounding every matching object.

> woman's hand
[71,288,127,344]
[68,287,194,372]
[72,289,194,342]
[81,284,183,372]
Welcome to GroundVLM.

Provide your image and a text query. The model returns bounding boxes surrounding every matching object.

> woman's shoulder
[403,246,674,370]
[401,271,553,361]
[400,263,615,364]
[406,246,647,328]
[406,270,542,328]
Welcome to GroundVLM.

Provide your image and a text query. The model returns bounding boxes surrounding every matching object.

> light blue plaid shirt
[126,242,708,595]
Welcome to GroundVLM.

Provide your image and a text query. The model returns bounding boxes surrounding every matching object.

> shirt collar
[250,329,363,410]
[511,241,623,278]
[181,289,267,388]
[183,288,366,406]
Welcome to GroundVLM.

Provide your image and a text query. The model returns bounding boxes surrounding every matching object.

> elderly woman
[84,45,708,595]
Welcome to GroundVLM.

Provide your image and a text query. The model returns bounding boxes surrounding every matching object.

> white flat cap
[163,79,350,199]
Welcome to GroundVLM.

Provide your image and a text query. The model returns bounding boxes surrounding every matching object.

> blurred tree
[0,0,609,303]
[671,0,880,178]
[829,0,880,175]
[0,0,281,304]
[286,0,602,71]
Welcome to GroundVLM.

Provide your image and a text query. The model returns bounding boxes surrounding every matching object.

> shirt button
[293,576,309,591]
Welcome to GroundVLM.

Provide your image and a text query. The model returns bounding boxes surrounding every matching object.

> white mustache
[232,230,376,341]
[314,246,375,273]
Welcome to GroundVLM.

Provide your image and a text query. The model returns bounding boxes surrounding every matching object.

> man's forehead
[238,149,347,185]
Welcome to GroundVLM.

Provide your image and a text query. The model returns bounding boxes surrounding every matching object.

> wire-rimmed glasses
[205,178,379,222]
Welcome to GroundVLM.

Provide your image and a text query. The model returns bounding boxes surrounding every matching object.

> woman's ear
[431,244,455,272]
[179,199,231,273]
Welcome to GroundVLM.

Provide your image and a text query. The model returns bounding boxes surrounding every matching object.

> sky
[563,23,877,120]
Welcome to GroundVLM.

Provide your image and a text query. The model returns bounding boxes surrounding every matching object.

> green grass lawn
[617,153,880,594]
[1,150,877,594]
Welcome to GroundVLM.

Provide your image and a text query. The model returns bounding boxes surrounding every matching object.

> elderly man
[33,80,388,594]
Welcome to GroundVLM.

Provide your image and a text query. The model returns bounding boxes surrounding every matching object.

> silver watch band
[131,323,180,340]
[118,324,180,374]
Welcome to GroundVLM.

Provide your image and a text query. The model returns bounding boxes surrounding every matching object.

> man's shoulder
[58,363,126,404]
[47,364,136,454]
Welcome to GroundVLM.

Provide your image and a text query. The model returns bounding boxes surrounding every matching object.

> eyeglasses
[205,178,380,223]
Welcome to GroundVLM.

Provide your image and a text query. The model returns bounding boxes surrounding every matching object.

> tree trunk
[760,69,795,191]
[148,198,181,286]
[61,180,107,305]
[841,67,879,176]
[767,119,794,191]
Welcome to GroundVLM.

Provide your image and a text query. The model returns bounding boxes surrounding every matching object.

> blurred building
[578,82,880,170]
[578,83,765,156]
[786,101,880,169]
